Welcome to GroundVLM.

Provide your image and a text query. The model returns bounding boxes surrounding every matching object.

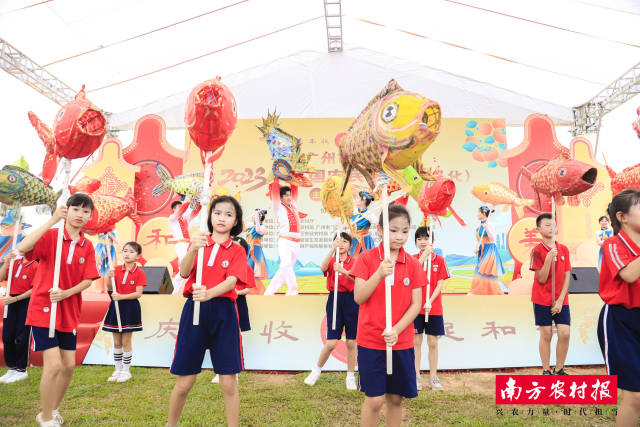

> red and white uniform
[25,228,100,333]
[412,253,450,316]
[265,181,305,296]
[351,244,425,350]
[529,242,571,306]
[180,236,249,301]
[114,264,147,294]
[324,255,356,292]
[599,231,640,309]
[6,258,38,295]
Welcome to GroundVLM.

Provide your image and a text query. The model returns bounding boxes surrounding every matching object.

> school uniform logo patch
[561,256,565,261]
[433,265,439,272]
[130,280,135,285]
[403,277,410,286]
[79,257,85,264]
[43,307,49,313]
[22,275,27,280]
[221,260,229,268]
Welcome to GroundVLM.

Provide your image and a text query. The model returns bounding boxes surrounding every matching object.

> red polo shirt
[599,230,640,309]
[529,241,571,306]
[6,258,39,295]
[25,228,100,333]
[412,253,450,315]
[351,244,424,350]
[236,263,256,291]
[113,264,147,294]
[324,254,356,292]
[180,236,248,301]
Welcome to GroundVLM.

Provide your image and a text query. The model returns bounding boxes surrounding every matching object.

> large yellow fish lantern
[321,175,354,226]
[337,79,441,194]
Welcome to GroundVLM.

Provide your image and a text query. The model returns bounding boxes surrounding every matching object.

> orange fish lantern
[185,76,237,153]
[28,85,106,185]
[521,153,597,205]
[417,177,465,226]
[606,163,640,195]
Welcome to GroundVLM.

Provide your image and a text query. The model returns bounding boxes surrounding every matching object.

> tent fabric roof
[1,0,639,124]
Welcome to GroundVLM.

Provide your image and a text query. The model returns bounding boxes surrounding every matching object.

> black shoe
[542,370,552,375]
[553,368,568,375]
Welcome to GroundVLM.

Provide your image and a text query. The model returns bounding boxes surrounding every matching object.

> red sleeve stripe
[608,244,624,270]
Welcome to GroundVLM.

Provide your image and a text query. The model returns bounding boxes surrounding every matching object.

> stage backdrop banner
[83,294,604,370]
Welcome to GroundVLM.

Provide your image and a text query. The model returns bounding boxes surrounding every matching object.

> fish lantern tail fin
[28,111,60,186]
[448,205,466,226]
[48,189,63,213]
[152,163,171,197]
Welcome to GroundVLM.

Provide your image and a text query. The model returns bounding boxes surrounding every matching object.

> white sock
[347,371,355,378]
[113,348,123,371]
[123,351,132,373]
[312,366,321,375]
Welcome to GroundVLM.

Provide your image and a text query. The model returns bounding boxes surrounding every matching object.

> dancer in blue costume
[469,206,505,295]
[349,191,378,255]
[95,232,117,293]
[247,209,268,279]
[595,215,613,268]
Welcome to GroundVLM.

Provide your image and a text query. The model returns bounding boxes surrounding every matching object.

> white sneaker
[416,375,423,391]
[211,374,219,384]
[304,369,321,386]
[36,412,61,427]
[285,290,299,296]
[116,371,132,382]
[53,409,64,425]
[346,375,357,390]
[0,369,16,383]
[107,370,121,382]
[5,370,27,383]
[430,376,444,390]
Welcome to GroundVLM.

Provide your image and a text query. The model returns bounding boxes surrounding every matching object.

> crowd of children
[0,184,639,426]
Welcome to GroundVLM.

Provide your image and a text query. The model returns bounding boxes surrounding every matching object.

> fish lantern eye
[381,103,398,123]
[558,168,567,177]
[413,176,419,182]
[56,110,64,121]
[7,175,17,183]
[232,99,237,117]
[484,191,488,196]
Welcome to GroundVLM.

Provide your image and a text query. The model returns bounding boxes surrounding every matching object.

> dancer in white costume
[264,180,305,296]
[168,197,201,295]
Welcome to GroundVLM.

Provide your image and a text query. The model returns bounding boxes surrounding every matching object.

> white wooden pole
[381,181,393,375]
[193,151,213,325]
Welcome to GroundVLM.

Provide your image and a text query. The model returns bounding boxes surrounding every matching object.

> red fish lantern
[185,76,237,153]
[417,177,466,226]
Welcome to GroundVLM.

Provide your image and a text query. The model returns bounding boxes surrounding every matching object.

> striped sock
[123,352,132,372]
[113,348,123,371]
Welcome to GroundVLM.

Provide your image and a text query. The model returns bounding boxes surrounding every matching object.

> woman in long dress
[349,191,377,255]
[247,209,268,279]
[469,206,505,295]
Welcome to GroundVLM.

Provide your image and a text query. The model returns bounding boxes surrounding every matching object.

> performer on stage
[168,196,201,295]
[595,215,613,268]
[246,209,268,280]
[264,180,305,296]
[349,191,378,256]
[469,205,505,295]
[94,232,116,293]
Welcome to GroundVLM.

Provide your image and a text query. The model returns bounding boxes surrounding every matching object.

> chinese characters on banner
[496,375,617,405]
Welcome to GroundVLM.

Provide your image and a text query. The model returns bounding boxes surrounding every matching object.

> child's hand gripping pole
[49,159,72,338]
[380,173,393,375]
[107,239,122,332]
[3,208,21,319]
[193,151,213,326]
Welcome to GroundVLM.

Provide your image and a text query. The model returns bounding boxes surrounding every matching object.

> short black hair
[608,189,640,234]
[378,204,411,228]
[414,226,433,242]
[67,193,94,211]
[333,231,353,248]
[536,213,553,227]
[123,241,142,255]
[598,215,609,223]
[233,236,249,255]
[171,201,182,210]
[207,195,244,237]
[280,186,291,198]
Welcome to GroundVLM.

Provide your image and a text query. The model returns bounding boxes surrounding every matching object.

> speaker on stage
[141,266,173,294]
[568,267,599,294]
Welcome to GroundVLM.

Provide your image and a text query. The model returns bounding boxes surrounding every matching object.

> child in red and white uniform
[597,189,640,426]
[412,226,449,391]
[530,213,571,375]
[167,196,248,427]
[351,204,423,426]
[304,232,359,390]
[17,193,99,427]
[102,241,147,383]
[0,251,38,384]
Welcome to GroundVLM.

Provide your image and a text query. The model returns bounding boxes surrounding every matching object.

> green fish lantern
[0,165,61,211]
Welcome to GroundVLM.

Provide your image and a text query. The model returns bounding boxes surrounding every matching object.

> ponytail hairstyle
[607,189,640,235]
[479,205,494,218]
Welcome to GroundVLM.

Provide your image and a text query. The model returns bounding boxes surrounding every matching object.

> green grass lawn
[0,366,617,426]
